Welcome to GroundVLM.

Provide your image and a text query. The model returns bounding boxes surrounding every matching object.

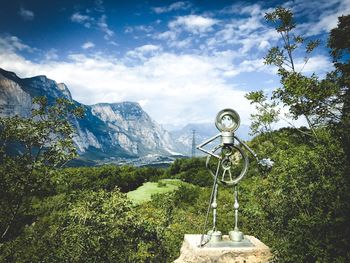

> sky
[0,0,349,130]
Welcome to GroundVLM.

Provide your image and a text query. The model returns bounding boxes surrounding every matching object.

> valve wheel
[206,144,248,186]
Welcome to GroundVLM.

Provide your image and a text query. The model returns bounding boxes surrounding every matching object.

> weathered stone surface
[174,235,271,263]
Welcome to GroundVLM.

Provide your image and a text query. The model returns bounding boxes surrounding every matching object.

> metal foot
[229,229,244,242]
[208,230,222,243]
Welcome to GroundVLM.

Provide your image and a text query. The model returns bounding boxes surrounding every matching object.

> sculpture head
[215,108,240,133]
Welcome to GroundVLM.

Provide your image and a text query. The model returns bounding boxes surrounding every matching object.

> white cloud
[305,0,350,36]
[97,15,114,39]
[125,25,154,35]
[156,15,218,48]
[18,7,34,21]
[126,44,162,60]
[0,37,256,126]
[1,0,340,128]
[258,40,270,50]
[45,48,58,60]
[95,0,105,13]
[124,26,133,33]
[82,41,95,49]
[153,1,192,14]
[135,25,154,33]
[71,12,93,28]
[210,3,279,54]
[240,3,265,16]
[154,30,193,49]
[169,15,218,34]
[71,12,114,39]
[134,44,161,53]
[220,3,264,16]
[0,36,34,52]
[155,30,177,41]
[294,55,334,76]
[282,0,350,36]
[170,38,193,48]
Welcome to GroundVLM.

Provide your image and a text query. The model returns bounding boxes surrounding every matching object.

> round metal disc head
[215,109,240,132]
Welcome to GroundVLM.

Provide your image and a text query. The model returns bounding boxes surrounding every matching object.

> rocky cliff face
[0,73,32,117]
[0,68,182,164]
[90,102,178,156]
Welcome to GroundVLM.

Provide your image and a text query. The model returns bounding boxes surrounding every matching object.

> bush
[1,189,166,263]
[245,128,350,262]
[157,181,167,187]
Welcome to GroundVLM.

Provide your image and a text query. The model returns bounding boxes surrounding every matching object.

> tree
[0,96,83,241]
[245,90,280,136]
[243,8,350,262]
[329,15,350,164]
[263,7,341,138]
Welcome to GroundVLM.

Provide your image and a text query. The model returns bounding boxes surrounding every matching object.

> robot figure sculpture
[197,108,273,247]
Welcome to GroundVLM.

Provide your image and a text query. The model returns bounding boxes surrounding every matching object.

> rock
[174,234,271,263]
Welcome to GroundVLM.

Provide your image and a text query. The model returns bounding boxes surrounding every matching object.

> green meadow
[127,179,183,204]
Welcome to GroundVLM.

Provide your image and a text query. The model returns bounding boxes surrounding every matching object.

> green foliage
[245,90,280,136]
[264,7,319,73]
[138,184,205,261]
[263,7,338,137]
[242,10,350,262]
[166,157,212,186]
[1,126,349,262]
[246,128,350,262]
[328,15,350,164]
[54,165,162,193]
[274,72,340,125]
[329,15,350,63]
[1,189,165,262]
[249,7,339,138]
[0,96,83,242]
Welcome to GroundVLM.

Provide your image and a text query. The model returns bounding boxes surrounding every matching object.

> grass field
[127,179,182,204]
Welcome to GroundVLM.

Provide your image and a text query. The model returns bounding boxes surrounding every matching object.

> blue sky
[0,0,349,129]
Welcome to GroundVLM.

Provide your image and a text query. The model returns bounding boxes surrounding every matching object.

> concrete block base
[174,234,271,263]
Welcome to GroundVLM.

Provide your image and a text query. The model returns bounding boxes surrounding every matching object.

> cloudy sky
[0,0,349,129]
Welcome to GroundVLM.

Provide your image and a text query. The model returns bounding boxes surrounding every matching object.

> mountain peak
[0,68,20,82]
[57,83,72,101]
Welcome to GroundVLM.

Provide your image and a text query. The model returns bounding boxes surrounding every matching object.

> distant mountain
[0,68,254,165]
[171,122,252,156]
[0,68,182,165]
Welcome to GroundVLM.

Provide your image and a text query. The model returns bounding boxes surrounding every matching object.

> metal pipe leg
[199,160,221,247]
[212,183,218,231]
[234,185,239,230]
[209,182,222,243]
[229,185,244,242]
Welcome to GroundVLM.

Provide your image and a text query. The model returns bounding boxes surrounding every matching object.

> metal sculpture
[197,108,273,246]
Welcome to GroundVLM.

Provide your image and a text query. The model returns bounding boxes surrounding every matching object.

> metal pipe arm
[196,133,222,159]
[234,136,259,161]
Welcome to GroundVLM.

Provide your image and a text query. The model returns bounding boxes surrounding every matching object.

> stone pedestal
[174,234,271,263]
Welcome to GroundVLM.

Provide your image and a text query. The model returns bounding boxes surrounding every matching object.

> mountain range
[0,68,251,166]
